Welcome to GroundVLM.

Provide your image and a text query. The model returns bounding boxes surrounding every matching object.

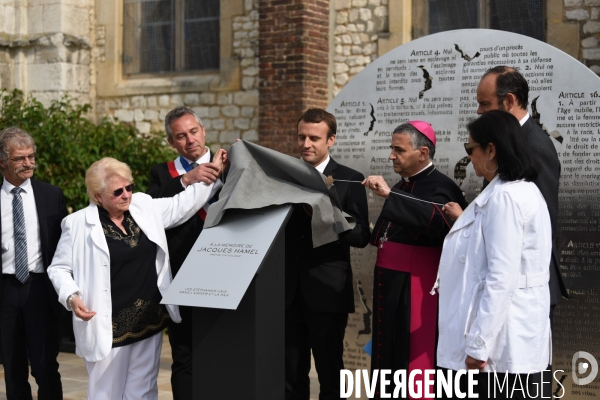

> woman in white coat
[48,155,224,400]
[437,110,552,399]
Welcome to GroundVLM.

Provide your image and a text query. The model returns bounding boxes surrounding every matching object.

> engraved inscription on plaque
[328,29,600,399]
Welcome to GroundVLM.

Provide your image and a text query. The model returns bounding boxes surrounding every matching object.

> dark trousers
[370,268,411,399]
[0,274,62,400]
[285,294,348,400]
[168,304,192,400]
[371,268,411,372]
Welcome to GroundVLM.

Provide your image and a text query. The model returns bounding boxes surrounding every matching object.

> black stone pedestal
[192,225,286,399]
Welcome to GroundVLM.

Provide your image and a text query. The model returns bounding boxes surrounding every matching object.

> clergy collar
[402,162,434,182]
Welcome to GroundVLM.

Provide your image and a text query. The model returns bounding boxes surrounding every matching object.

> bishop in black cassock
[363,121,466,398]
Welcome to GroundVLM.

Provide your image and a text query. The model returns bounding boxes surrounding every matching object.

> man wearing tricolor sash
[362,121,466,399]
[146,106,224,400]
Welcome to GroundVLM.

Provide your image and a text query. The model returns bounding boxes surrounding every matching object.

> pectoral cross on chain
[379,222,391,249]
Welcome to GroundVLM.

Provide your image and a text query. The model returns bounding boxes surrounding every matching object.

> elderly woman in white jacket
[437,110,552,398]
[48,155,224,400]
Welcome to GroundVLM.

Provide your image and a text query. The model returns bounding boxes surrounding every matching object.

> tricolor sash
[166,155,217,221]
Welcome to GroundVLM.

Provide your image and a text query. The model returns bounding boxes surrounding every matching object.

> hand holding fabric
[181,149,227,186]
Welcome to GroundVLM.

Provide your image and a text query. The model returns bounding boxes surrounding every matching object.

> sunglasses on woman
[112,183,135,197]
[464,142,481,156]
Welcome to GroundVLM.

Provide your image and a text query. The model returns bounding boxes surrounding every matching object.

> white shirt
[519,113,530,126]
[180,147,214,188]
[183,147,211,166]
[313,155,331,174]
[1,178,44,274]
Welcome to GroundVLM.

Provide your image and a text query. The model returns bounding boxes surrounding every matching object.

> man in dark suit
[0,127,67,400]
[285,108,370,400]
[476,66,568,309]
[146,106,223,400]
[477,66,568,397]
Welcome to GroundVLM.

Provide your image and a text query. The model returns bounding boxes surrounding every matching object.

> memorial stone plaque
[162,205,291,310]
[327,29,600,398]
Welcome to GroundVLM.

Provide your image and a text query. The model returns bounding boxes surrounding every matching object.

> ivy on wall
[0,89,177,212]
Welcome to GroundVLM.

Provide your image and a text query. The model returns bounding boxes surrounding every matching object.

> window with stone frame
[123,0,220,75]
[413,0,545,42]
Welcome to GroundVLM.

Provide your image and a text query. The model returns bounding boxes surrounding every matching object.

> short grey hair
[85,157,133,205]
[164,107,204,141]
[0,127,37,165]
[392,123,436,160]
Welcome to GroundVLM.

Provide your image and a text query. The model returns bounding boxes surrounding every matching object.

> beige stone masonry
[94,0,260,150]
[332,0,391,96]
[561,0,600,72]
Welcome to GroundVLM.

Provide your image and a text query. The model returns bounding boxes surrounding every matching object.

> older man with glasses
[0,126,68,400]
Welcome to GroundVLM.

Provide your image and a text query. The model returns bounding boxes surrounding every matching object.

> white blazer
[436,176,552,373]
[48,181,219,362]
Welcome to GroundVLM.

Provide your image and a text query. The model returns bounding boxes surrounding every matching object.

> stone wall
[331,0,388,97]
[94,0,260,153]
[0,0,92,106]
[4,0,600,153]
[563,0,600,74]
[96,88,259,153]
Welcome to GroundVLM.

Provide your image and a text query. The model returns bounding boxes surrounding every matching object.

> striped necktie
[11,187,29,284]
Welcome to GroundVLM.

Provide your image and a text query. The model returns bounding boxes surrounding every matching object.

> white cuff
[66,292,80,311]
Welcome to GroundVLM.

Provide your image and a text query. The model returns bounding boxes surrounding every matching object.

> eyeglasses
[112,183,135,197]
[9,154,35,164]
[464,142,481,156]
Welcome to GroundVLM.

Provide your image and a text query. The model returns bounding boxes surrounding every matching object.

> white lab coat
[48,181,218,362]
[436,176,552,373]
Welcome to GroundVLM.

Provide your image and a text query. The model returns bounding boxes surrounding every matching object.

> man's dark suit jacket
[285,158,370,314]
[522,117,568,305]
[146,163,206,275]
[0,179,68,316]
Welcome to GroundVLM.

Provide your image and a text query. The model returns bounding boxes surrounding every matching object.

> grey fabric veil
[204,140,354,247]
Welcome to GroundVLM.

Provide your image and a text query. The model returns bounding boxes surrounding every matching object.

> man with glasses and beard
[476,66,567,311]
[0,127,67,400]
[475,65,568,398]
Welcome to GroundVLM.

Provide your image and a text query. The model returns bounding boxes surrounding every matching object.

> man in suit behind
[476,66,567,396]
[0,127,67,399]
[146,106,222,399]
[285,108,370,400]
[476,66,568,309]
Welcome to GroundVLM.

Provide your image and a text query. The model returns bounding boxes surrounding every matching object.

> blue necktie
[11,187,29,284]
